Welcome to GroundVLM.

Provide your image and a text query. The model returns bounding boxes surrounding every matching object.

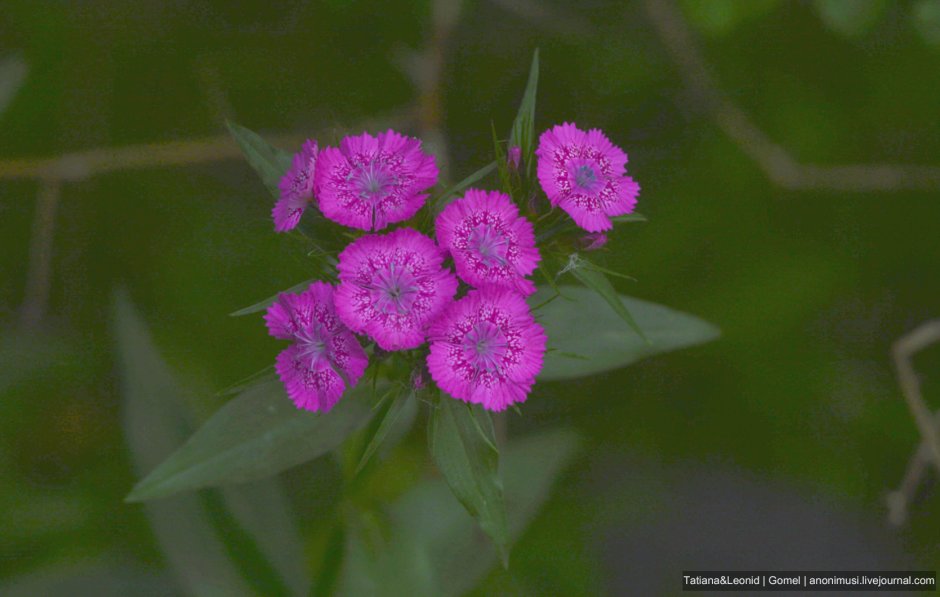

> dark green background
[2,0,939,594]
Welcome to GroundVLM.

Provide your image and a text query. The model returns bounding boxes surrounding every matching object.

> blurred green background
[2,0,940,594]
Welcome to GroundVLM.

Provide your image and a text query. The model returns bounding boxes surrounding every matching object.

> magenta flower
[273,139,319,232]
[507,145,522,170]
[315,130,438,231]
[536,123,640,232]
[580,231,608,251]
[335,228,457,351]
[435,188,540,296]
[264,282,368,413]
[427,287,546,411]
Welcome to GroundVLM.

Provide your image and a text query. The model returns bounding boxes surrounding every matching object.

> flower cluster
[265,123,638,412]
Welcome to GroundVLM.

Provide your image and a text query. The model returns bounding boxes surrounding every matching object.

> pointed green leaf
[491,121,512,196]
[115,291,250,595]
[226,120,294,198]
[566,255,647,341]
[508,49,539,177]
[215,481,309,596]
[354,387,413,477]
[428,399,509,563]
[612,212,647,224]
[431,161,497,214]
[127,377,384,501]
[114,290,307,595]
[229,278,316,317]
[216,367,275,397]
[342,429,579,597]
[532,285,720,381]
[312,524,346,597]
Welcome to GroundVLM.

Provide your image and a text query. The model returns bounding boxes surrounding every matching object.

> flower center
[296,326,329,362]
[469,224,509,268]
[371,262,419,315]
[462,320,507,374]
[574,165,597,189]
[355,159,393,201]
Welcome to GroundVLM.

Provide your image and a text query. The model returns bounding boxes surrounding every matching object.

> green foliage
[562,254,647,341]
[226,120,294,198]
[353,385,413,477]
[0,561,175,597]
[4,0,939,592]
[813,0,888,37]
[428,397,509,564]
[431,161,497,214]
[229,278,317,317]
[125,375,383,501]
[342,429,579,597]
[612,213,647,224]
[681,0,781,36]
[313,525,347,597]
[534,286,721,382]
[508,49,539,181]
[113,290,308,595]
[915,0,940,45]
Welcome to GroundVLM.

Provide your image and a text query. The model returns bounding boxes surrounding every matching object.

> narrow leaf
[200,487,299,597]
[429,399,509,564]
[567,255,647,341]
[612,212,647,224]
[229,278,316,317]
[312,525,346,597]
[508,48,540,176]
[226,120,294,198]
[216,367,275,397]
[354,387,412,477]
[127,378,384,501]
[431,161,497,213]
[581,261,636,281]
[113,289,261,595]
[491,121,512,195]
[217,481,309,596]
[341,429,579,597]
[531,285,720,381]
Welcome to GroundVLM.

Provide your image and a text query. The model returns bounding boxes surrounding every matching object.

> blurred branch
[19,178,60,329]
[396,0,462,183]
[886,320,940,526]
[887,420,935,526]
[644,0,940,192]
[4,109,413,329]
[0,111,412,182]
[194,56,237,125]
[486,0,590,36]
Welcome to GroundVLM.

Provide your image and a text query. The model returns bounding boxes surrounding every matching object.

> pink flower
[273,139,318,232]
[580,232,608,251]
[315,130,438,231]
[435,188,540,295]
[335,228,458,351]
[427,287,546,412]
[536,123,640,232]
[507,145,522,170]
[264,282,368,413]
